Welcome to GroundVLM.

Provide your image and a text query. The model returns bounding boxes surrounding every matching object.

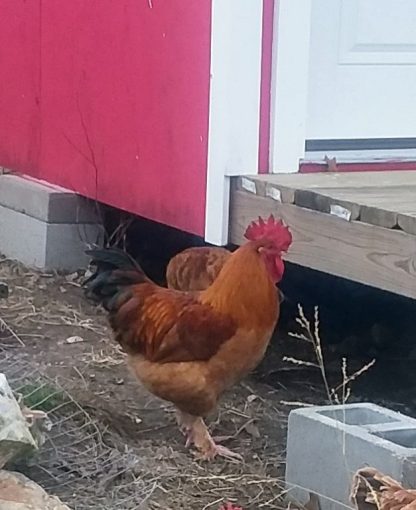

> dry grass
[284,304,375,405]
[0,256,292,509]
[0,256,383,510]
[2,353,152,509]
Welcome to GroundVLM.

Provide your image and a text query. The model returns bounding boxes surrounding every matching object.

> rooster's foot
[195,443,243,462]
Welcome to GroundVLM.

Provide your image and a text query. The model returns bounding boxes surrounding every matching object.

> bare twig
[0,316,25,346]
[288,305,375,405]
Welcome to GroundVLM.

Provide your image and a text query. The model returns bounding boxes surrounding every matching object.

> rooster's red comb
[244,214,292,252]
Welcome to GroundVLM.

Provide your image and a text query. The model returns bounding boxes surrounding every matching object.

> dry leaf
[65,272,79,282]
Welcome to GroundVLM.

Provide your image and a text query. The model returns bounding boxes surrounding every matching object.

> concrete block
[0,174,103,271]
[0,174,99,223]
[0,205,102,271]
[285,403,416,510]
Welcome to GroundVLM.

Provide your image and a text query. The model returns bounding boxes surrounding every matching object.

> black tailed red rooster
[84,215,292,460]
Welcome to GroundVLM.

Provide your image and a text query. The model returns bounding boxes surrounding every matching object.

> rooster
[84,215,292,460]
[351,467,416,510]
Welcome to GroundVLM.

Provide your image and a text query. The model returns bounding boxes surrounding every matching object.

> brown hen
[166,246,231,291]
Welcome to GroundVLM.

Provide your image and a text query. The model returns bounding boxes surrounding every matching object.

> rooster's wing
[108,282,237,363]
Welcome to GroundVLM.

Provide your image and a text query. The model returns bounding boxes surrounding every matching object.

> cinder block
[0,174,103,271]
[0,174,99,223]
[286,403,416,510]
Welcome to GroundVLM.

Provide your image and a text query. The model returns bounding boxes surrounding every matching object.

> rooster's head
[244,214,292,283]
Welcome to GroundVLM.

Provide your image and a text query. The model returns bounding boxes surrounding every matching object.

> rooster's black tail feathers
[83,247,147,309]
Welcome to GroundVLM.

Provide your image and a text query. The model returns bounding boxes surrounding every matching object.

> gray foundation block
[286,403,416,510]
[0,174,103,271]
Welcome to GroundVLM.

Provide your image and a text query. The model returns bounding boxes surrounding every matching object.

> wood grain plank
[235,176,295,203]
[360,206,397,229]
[291,186,416,229]
[398,213,416,235]
[230,189,416,299]
[252,170,416,188]
[294,189,361,220]
[235,173,416,232]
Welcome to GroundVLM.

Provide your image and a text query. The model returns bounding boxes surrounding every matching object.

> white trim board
[304,148,416,163]
[269,0,312,174]
[204,0,263,245]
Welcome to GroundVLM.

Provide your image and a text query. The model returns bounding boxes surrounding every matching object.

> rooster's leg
[190,417,243,462]
[175,410,195,448]
[176,410,242,460]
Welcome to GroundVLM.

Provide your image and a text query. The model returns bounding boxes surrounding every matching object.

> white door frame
[269,0,416,170]
[269,0,312,173]
[204,0,264,245]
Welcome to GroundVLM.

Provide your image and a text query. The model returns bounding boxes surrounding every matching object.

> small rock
[84,268,93,280]
[65,336,84,344]
[0,374,37,468]
[244,421,260,439]
[65,272,79,282]
[0,470,72,509]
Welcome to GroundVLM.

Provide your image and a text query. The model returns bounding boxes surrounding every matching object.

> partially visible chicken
[166,246,231,291]
[84,215,292,461]
[166,245,286,304]
[351,467,416,510]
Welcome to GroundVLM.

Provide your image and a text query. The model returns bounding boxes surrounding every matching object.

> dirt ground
[0,255,415,510]
[0,257,317,510]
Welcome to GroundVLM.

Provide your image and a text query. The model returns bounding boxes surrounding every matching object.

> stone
[0,375,37,469]
[0,470,71,509]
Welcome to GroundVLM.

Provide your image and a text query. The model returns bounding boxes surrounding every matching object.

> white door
[306,0,416,144]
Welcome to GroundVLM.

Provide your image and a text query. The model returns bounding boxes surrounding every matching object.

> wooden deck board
[230,173,416,298]
[237,172,416,233]
[253,170,416,188]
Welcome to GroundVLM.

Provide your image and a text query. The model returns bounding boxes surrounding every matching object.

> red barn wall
[0,1,212,236]
[0,2,41,176]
